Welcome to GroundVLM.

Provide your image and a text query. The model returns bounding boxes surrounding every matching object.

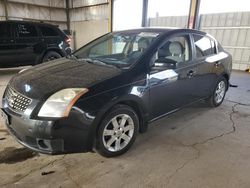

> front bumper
[1,107,94,154]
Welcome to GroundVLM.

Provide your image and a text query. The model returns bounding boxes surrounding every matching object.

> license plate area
[0,109,10,125]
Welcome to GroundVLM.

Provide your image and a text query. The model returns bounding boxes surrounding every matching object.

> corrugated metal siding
[8,0,65,8]
[0,0,67,29]
[70,4,109,21]
[148,12,250,70]
[0,1,5,20]
[69,0,109,49]
[200,12,250,70]
[148,16,188,28]
[73,0,108,8]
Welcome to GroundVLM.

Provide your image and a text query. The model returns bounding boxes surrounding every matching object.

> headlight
[38,88,88,118]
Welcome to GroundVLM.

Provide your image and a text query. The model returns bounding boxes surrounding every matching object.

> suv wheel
[207,77,227,107]
[42,51,62,62]
[96,105,139,157]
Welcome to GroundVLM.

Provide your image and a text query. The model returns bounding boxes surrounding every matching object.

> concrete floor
[0,69,250,188]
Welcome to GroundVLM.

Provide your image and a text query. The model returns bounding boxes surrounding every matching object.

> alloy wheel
[214,80,226,104]
[102,114,135,152]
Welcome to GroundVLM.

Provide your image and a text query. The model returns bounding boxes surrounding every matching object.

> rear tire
[207,77,227,107]
[42,51,62,62]
[96,105,139,157]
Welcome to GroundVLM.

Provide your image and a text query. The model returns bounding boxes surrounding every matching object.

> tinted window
[157,36,191,64]
[39,26,58,36]
[193,34,215,58]
[16,24,37,37]
[0,23,11,38]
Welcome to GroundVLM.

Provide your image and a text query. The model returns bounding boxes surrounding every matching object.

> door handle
[187,70,195,78]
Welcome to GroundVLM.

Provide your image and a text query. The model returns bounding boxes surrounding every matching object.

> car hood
[9,58,122,100]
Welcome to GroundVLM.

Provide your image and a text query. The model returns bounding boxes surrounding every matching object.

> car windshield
[73,31,160,68]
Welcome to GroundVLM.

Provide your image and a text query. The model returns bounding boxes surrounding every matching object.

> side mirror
[152,58,176,70]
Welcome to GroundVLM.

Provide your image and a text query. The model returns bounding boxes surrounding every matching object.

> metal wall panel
[1,1,67,30]
[7,0,65,8]
[200,12,250,70]
[70,4,108,22]
[73,0,108,8]
[149,12,250,70]
[148,16,188,28]
[0,1,4,17]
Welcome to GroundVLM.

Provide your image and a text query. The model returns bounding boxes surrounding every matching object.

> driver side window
[157,36,191,65]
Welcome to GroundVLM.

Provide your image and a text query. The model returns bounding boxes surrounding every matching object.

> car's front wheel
[207,77,227,107]
[96,105,139,157]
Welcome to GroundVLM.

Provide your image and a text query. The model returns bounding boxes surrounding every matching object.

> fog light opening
[37,139,49,149]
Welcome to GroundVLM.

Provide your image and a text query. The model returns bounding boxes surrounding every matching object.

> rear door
[191,34,219,98]
[14,22,40,66]
[38,25,62,49]
[0,22,17,68]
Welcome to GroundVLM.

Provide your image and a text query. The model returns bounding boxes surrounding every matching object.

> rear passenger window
[193,34,216,58]
[0,23,11,38]
[16,24,37,37]
[39,26,58,36]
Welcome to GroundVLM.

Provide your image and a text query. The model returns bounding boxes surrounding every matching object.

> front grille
[5,87,32,113]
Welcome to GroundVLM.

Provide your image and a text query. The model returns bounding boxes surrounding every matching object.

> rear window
[0,23,11,38]
[39,26,59,37]
[193,34,216,58]
[16,23,38,37]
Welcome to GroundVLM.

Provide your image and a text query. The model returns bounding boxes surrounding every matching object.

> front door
[149,34,201,119]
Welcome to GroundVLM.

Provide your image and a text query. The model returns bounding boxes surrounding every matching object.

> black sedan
[1,28,232,157]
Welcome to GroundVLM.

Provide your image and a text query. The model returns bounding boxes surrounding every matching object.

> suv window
[157,36,191,64]
[0,23,11,38]
[193,34,216,58]
[39,26,58,37]
[16,23,38,38]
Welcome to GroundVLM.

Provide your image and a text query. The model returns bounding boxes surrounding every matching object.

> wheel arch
[221,72,230,90]
[38,48,64,64]
[94,95,149,135]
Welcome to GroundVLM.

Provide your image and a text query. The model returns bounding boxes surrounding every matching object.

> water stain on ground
[0,129,9,135]
[0,147,37,164]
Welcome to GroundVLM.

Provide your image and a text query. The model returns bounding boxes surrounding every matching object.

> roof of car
[0,20,58,27]
[113,27,206,36]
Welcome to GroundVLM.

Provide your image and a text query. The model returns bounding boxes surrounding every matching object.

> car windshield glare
[73,32,160,68]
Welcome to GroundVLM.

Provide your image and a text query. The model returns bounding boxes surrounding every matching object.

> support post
[108,0,113,32]
[187,0,200,29]
[3,0,8,20]
[66,0,70,32]
[141,0,148,27]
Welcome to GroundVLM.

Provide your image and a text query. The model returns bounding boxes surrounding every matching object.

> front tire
[96,105,139,157]
[207,77,227,107]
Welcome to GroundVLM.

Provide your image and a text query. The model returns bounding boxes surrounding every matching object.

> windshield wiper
[77,58,117,68]
[67,54,78,60]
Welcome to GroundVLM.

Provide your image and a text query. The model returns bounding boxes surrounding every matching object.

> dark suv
[0,20,71,68]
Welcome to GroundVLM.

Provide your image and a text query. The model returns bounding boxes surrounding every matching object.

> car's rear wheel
[42,51,62,62]
[96,105,139,157]
[207,77,227,107]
